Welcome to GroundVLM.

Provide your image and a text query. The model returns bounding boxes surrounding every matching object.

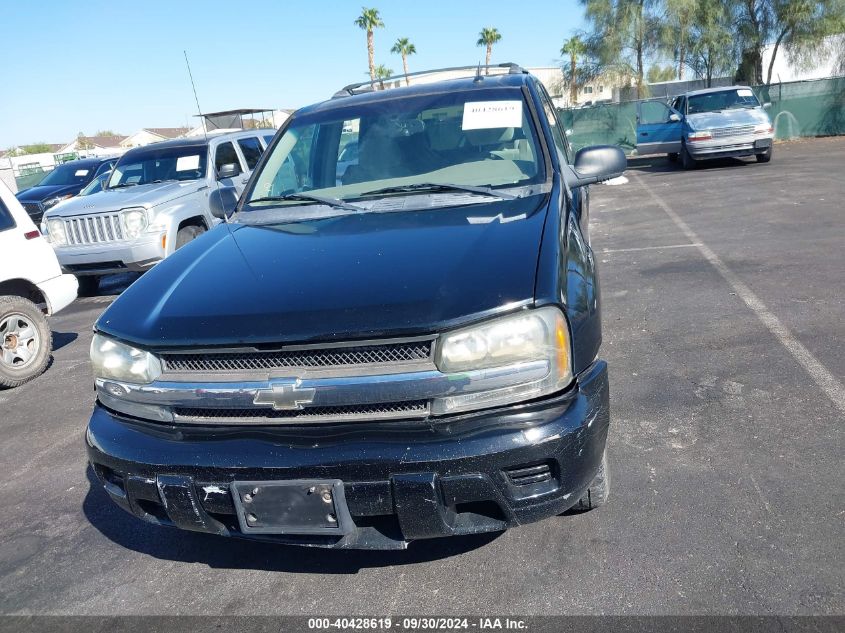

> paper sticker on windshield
[462,100,523,130]
[74,169,89,177]
[176,155,199,171]
[737,89,753,97]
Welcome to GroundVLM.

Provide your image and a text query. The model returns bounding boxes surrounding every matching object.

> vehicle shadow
[625,154,754,174]
[52,331,78,351]
[82,466,500,572]
[96,272,143,297]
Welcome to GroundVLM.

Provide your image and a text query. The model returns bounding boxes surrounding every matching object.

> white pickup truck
[0,181,78,387]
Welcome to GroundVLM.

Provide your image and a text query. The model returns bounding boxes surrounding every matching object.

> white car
[0,181,78,387]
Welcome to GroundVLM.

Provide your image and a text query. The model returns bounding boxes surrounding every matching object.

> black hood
[97,196,550,348]
[16,183,82,203]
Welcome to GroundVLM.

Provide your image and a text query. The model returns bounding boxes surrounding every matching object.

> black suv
[16,157,116,223]
[86,64,625,549]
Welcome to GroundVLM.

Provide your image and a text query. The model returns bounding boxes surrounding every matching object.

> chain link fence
[558,76,845,154]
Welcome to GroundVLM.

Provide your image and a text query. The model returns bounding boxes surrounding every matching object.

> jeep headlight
[43,194,73,210]
[432,306,572,414]
[121,207,148,239]
[46,218,68,246]
[90,333,162,384]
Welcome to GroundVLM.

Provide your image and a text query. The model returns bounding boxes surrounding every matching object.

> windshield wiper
[107,182,138,189]
[248,193,365,212]
[350,182,517,200]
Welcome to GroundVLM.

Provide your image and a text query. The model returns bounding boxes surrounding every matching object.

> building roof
[143,127,191,139]
[84,135,127,148]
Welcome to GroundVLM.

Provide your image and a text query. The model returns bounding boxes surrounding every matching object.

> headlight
[754,123,773,134]
[432,306,572,414]
[688,130,712,141]
[46,219,68,246]
[43,194,72,210]
[90,333,162,384]
[121,207,148,239]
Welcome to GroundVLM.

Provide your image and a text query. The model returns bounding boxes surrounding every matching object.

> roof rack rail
[331,63,527,98]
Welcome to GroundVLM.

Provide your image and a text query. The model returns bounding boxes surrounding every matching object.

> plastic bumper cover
[37,273,78,314]
[86,360,610,550]
[55,234,165,275]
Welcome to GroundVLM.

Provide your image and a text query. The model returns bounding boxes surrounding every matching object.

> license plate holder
[230,480,353,535]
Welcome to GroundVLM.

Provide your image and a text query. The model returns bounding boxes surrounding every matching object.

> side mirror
[218,163,241,179]
[763,102,772,109]
[669,113,681,122]
[571,145,627,187]
[209,186,238,219]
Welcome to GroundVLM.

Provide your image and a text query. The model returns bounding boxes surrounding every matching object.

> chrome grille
[63,213,124,245]
[173,400,430,423]
[162,341,434,372]
[22,202,42,218]
[711,125,756,138]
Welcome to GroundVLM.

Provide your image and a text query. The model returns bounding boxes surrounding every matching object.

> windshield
[688,88,761,114]
[242,88,544,218]
[79,172,109,196]
[38,163,95,187]
[107,145,207,188]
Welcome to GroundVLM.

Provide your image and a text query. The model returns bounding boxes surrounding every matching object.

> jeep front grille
[62,213,125,245]
[22,202,43,220]
[161,340,434,373]
[173,400,430,423]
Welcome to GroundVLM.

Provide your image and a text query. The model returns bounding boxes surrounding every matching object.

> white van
[0,181,78,387]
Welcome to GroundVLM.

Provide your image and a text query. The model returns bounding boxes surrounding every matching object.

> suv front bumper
[688,135,773,160]
[55,233,166,276]
[86,360,610,550]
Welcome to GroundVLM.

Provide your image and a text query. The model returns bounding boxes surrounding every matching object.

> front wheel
[76,275,100,297]
[680,144,696,170]
[0,296,53,389]
[175,225,206,250]
[570,449,610,512]
[756,145,773,163]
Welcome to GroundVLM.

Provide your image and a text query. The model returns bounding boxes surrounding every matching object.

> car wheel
[77,275,100,297]
[0,296,53,389]
[175,225,205,250]
[569,449,610,512]
[667,152,679,162]
[756,145,773,163]
[680,144,696,170]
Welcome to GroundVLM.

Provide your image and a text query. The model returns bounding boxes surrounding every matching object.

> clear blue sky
[1,0,585,147]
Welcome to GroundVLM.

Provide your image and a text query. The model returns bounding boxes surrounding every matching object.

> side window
[537,83,571,163]
[214,142,240,173]
[237,137,264,170]
[0,198,16,232]
[640,101,674,125]
[336,119,360,184]
[94,161,113,176]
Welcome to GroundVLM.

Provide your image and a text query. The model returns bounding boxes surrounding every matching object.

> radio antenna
[184,50,229,223]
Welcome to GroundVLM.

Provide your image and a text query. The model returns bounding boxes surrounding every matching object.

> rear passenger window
[0,198,16,232]
[237,137,264,170]
[214,142,240,172]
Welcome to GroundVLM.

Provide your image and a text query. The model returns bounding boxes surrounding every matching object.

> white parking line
[603,243,702,254]
[633,173,845,416]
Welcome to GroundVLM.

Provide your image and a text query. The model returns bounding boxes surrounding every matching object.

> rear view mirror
[571,145,627,186]
[218,163,241,179]
[669,113,681,122]
[209,186,238,219]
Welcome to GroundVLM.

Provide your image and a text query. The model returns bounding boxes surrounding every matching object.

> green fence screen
[558,76,845,154]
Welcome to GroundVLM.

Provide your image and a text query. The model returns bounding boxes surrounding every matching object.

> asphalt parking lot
[1,137,842,616]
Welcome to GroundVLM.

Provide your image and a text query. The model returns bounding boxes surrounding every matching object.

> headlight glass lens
[90,333,162,384]
[46,219,67,246]
[121,208,148,239]
[433,306,572,414]
[43,194,71,210]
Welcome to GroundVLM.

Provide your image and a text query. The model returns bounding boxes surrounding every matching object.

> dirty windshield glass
[243,88,544,216]
[687,89,761,114]
[106,145,207,188]
[38,162,94,187]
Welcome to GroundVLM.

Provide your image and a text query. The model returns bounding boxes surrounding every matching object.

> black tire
[175,225,205,250]
[756,145,773,163]
[570,449,610,512]
[667,152,679,162]
[0,295,53,389]
[680,144,696,170]
[76,275,100,297]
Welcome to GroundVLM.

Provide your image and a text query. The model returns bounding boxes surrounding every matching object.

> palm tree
[476,27,502,74]
[373,64,393,90]
[390,38,417,85]
[354,7,385,84]
[561,35,587,105]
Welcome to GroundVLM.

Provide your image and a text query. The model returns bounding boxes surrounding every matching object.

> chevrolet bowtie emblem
[253,380,316,410]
